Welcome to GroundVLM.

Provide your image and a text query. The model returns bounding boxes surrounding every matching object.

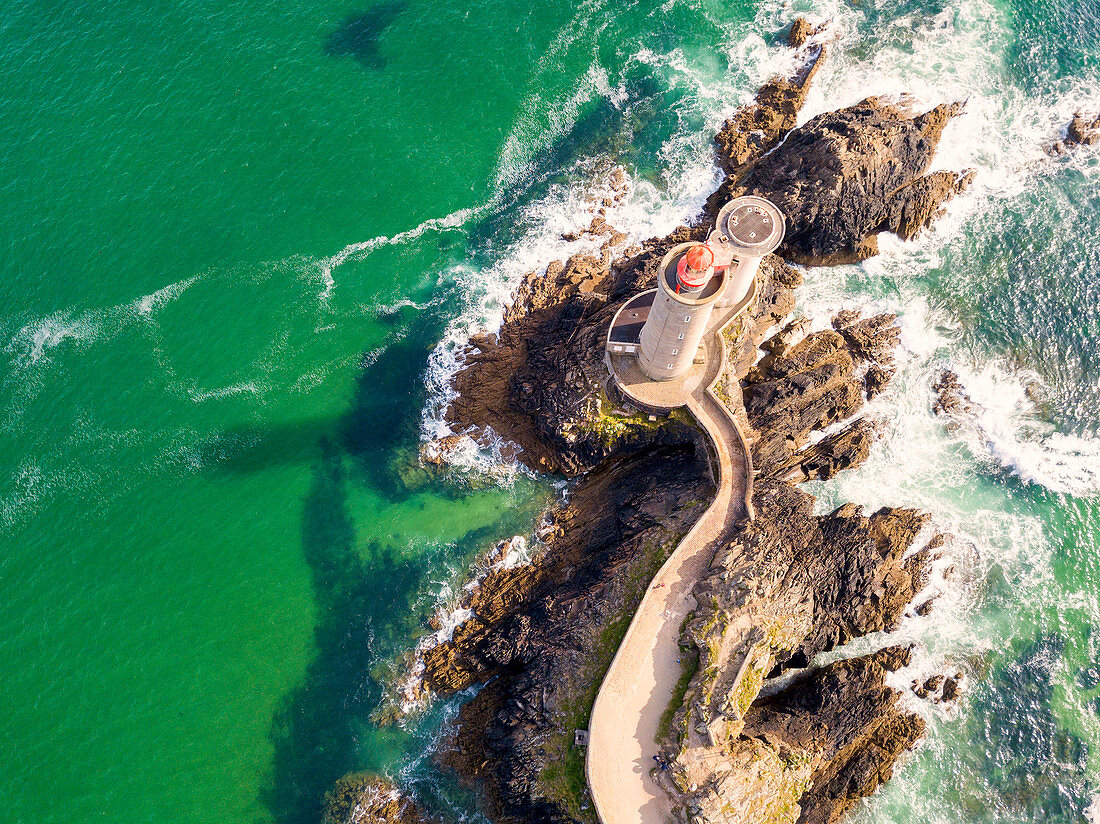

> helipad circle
[716,195,785,255]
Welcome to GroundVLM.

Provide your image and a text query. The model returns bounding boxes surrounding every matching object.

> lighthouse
[605,195,785,383]
[637,242,725,379]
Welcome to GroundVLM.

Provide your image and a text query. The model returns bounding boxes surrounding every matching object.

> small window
[671,349,678,355]
[677,333,685,340]
[612,345,621,352]
[683,315,691,322]
[667,363,674,369]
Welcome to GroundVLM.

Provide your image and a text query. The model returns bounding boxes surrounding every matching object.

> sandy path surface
[587,306,751,824]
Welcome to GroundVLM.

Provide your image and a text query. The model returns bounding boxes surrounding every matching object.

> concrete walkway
[586,293,755,824]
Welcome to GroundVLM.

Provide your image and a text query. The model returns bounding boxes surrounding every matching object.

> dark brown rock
[714,39,827,175]
[832,311,900,365]
[773,417,879,484]
[744,648,926,824]
[427,28,961,824]
[744,330,865,475]
[933,370,979,418]
[720,97,974,266]
[941,677,960,702]
[689,477,936,674]
[431,445,713,822]
[863,364,895,400]
[1048,112,1100,155]
[442,247,700,476]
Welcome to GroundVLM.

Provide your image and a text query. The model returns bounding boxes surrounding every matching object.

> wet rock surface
[713,24,827,175]
[933,369,980,420]
[1047,111,1100,156]
[745,647,926,824]
[321,774,434,824]
[743,310,899,481]
[411,17,965,824]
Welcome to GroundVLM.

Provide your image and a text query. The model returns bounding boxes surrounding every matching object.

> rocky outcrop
[932,369,979,420]
[432,444,713,823]
[441,224,807,476]
[1047,111,1100,156]
[415,18,965,824]
[742,310,899,479]
[710,97,974,266]
[750,648,926,824]
[661,479,937,824]
[321,774,433,824]
[714,23,828,174]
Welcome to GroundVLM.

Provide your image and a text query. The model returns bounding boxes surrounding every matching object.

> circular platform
[715,195,785,256]
[607,351,701,412]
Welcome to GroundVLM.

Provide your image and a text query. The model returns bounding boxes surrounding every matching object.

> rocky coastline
[363,19,974,824]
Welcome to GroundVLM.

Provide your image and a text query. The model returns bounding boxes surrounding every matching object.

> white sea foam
[185,381,262,403]
[135,275,199,316]
[944,362,1100,496]
[314,206,481,303]
[5,311,101,366]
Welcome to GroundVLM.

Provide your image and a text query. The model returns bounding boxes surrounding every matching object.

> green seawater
[3,0,1100,823]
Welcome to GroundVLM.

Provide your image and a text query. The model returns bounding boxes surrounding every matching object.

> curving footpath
[587,297,754,824]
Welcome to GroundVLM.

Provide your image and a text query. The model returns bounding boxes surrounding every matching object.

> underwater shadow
[324,3,407,69]
[261,437,425,824]
[200,291,455,490]
[261,289,479,823]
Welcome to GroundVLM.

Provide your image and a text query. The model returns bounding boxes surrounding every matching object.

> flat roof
[608,291,654,344]
[716,196,784,255]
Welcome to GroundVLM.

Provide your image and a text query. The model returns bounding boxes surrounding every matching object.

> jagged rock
[717,97,974,266]
[1047,111,1100,156]
[773,418,879,483]
[743,309,901,477]
[428,23,957,824]
[714,23,827,174]
[669,645,924,824]
[663,479,938,824]
[698,478,933,669]
[941,677,960,702]
[786,18,816,48]
[322,774,432,824]
[831,311,900,364]
[863,364,894,400]
[744,330,863,474]
[782,652,926,824]
[932,370,979,418]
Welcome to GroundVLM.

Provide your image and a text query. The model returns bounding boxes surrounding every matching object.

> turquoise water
[2,0,1100,823]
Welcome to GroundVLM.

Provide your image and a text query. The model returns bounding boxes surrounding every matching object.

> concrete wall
[719,255,762,308]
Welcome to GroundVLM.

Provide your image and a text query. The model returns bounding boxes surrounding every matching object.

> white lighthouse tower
[637,243,724,380]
